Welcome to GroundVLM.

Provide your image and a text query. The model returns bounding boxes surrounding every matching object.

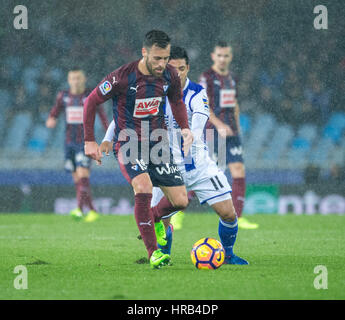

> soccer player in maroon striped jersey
[46,68,109,222]
[199,41,258,230]
[83,30,193,268]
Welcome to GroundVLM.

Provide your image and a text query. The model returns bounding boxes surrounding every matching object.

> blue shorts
[212,133,244,165]
[64,144,91,172]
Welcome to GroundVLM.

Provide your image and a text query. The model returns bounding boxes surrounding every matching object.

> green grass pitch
[0,213,344,300]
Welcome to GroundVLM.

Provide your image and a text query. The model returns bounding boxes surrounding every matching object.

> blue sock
[158,224,173,255]
[218,217,238,257]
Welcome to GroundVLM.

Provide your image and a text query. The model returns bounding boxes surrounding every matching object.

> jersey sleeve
[233,75,239,99]
[198,73,207,91]
[167,67,189,130]
[190,88,210,118]
[96,104,110,131]
[102,119,116,142]
[49,91,64,118]
[167,67,183,104]
[96,68,124,100]
[199,72,215,112]
[84,68,124,142]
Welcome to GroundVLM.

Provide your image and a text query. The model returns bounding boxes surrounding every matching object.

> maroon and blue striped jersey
[49,89,109,146]
[199,68,239,135]
[83,60,189,143]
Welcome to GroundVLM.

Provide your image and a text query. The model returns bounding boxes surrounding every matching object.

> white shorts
[151,159,232,209]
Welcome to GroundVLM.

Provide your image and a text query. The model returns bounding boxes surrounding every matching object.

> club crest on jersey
[99,80,112,95]
[202,98,209,109]
[163,84,169,92]
[133,96,162,118]
[63,96,70,104]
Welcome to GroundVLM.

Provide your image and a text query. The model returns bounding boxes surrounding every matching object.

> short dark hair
[143,30,171,49]
[213,40,231,50]
[169,46,189,65]
[69,66,84,72]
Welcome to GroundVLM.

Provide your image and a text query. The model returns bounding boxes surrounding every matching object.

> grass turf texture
[0,213,344,300]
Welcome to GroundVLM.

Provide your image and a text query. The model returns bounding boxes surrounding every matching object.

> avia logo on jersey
[99,80,112,95]
[230,146,243,156]
[133,97,162,118]
[220,89,236,108]
[66,106,83,124]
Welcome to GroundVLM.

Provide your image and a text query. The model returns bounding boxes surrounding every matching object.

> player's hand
[46,117,57,129]
[85,141,103,165]
[181,128,194,155]
[99,141,113,156]
[217,123,233,138]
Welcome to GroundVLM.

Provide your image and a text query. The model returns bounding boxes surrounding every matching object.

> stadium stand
[4,113,33,152]
[0,1,343,176]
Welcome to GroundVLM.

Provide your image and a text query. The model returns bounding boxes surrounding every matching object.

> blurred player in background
[197,41,258,230]
[83,30,193,269]
[46,67,109,222]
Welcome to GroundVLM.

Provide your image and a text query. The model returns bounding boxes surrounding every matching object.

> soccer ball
[191,238,225,270]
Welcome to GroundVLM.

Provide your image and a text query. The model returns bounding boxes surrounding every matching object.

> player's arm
[190,89,210,141]
[84,70,120,162]
[96,104,110,131]
[167,69,193,154]
[46,91,64,129]
[199,74,233,137]
[99,120,115,156]
[235,99,241,135]
[209,110,233,137]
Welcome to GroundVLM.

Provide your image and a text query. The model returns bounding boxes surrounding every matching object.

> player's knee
[76,167,90,178]
[170,194,188,210]
[132,174,153,194]
[214,200,237,222]
[133,183,153,194]
[229,163,245,178]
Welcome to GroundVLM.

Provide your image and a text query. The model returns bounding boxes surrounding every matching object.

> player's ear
[142,47,148,58]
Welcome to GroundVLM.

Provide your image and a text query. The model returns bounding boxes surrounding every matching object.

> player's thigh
[74,149,91,173]
[131,173,153,195]
[228,162,245,178]
[76,166,90,179]
[114,140,151,190]
[148,153,187,208]
[211,199,237,222]
[159,185,188,209]
[225,136,244,169]
[71,171,79,184]
[64,147,76,173]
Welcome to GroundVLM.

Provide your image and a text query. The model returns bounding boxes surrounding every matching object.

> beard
[146,59,164,78]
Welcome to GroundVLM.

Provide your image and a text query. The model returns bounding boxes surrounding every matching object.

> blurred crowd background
[0,0,344,183]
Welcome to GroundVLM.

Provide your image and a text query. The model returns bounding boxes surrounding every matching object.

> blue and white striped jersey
[164,78,211,171]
